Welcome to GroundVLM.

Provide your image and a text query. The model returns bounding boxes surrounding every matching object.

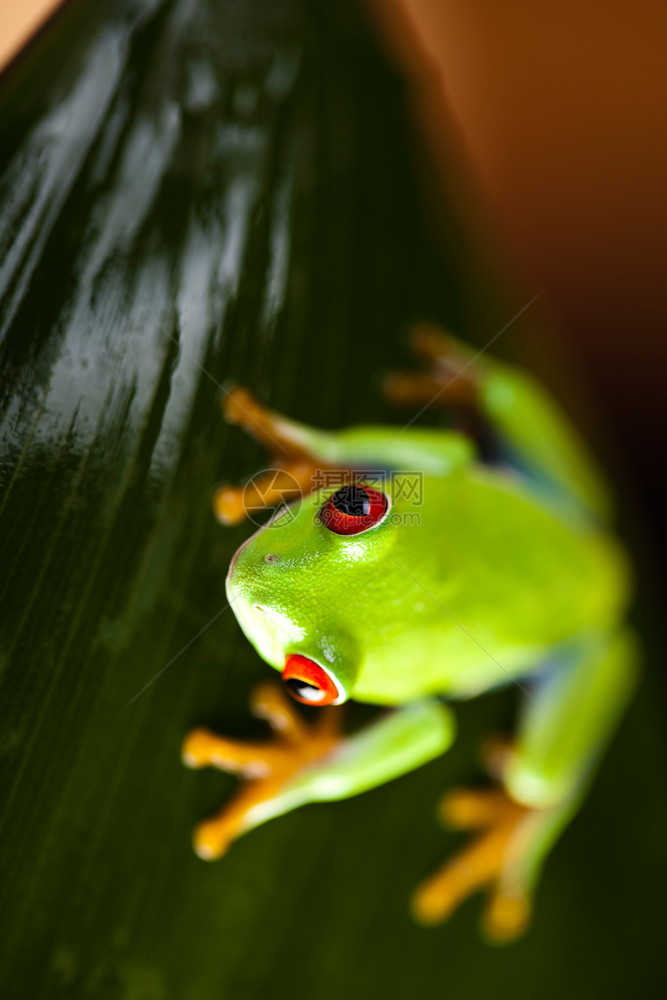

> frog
[182,326,637,942]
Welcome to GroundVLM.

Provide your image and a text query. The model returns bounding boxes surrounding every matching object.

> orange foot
[213,386,333,526]
[182,683,341,859]
[412,786,540,943]
[382,324,481,410]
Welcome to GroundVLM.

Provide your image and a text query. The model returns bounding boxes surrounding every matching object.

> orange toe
[383,323,479,411]
[184,684,342,860]
[214,386,342,525]
[482,889,531,943]
[412,785,533,940]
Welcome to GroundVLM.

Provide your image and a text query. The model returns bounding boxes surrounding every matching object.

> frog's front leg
[215,384,474,524]
[182,683,340,858]
[183,689,455,859]
[413,629,638,941]
[213,387,332,525]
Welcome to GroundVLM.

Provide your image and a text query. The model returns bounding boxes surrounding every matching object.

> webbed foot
[214,386,332,525]
[412,785,541,942]
[382,325,480,410]
[182,683,342,859]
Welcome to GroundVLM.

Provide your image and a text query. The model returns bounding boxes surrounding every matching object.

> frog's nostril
[264,553,280,564]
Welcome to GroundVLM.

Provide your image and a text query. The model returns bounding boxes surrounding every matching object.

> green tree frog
[182,328,637,942]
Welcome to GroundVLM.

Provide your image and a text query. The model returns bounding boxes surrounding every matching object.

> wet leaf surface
[0,1,665,997]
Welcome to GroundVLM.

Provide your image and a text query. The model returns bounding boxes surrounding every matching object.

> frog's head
[226,483,395,706]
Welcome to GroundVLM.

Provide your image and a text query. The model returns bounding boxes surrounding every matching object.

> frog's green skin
[223,350,637,911]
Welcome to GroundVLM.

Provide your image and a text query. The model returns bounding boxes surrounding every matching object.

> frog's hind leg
[383,325,480,410]
[384,324,612,521]
[414,629,638,941]
[412,777,577,942]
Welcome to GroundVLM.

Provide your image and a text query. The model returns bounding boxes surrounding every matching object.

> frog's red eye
[282,654,341,706]
[320,484,388,536]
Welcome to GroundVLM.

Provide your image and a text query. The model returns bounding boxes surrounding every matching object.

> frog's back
[373,465,630,697]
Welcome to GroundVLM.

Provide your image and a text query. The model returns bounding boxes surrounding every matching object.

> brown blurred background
[362,0,667,608]
[364,1,667,444]
[0,0,62,70]
[4,0,666,539]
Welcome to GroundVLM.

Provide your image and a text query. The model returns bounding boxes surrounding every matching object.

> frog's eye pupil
[320,483,388,536]
[285,677,326,703]
[331,485,370,517]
